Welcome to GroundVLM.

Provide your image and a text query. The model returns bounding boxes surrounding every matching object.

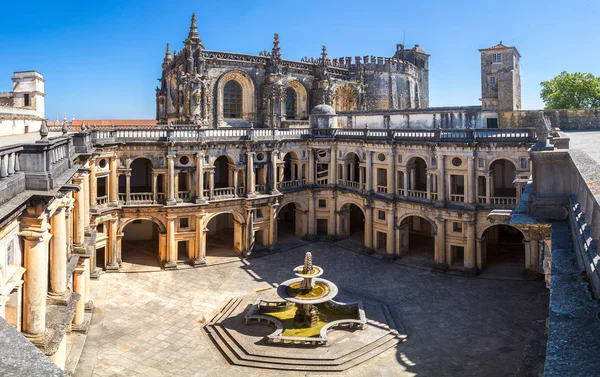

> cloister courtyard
[74,238,548,377]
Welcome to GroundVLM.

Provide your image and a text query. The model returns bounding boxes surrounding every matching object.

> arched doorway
[398,216,435,267]
[278,203,297,238]
[339,203,365,245]
[481,224,525,277]
[205,213,239,258]
[214,156,232,188]
[406,157,427,195]
[490,159,517,198]
[121,219,161,269]
[130,158,152,193]
[282,152,302,187]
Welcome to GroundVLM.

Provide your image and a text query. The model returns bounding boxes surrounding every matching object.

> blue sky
[1,0,598,119]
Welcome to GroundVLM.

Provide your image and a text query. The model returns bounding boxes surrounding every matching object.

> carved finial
[185,13,204,48]
[499,40,503,45]
[302,252,314,274]
[272,33,281,58]
[61,115,68,134]
[40,118,49,141]
[321,45,329,65]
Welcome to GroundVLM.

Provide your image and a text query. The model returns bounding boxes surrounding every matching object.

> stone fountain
[245,252,366,345]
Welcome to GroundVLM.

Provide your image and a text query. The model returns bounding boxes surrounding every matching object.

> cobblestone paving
[75,241,549,377]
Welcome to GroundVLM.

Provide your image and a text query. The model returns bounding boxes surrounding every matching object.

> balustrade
[407,189,427,199]
[255,184,267,193]
[178,191,192,201]
[376,185,387,193]
[213,187,235,199]
[450,194,465,203]
[430,192,439,200]
[130,193,154,204]
[96,196,109,206]
[490,196,518,206]
[338,179,361,189]
[397,188,405,196]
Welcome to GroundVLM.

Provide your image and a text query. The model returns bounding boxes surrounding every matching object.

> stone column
[193,214,206,266]
[105,218,119,272]
[387,153,395,195]
[307,192,315,236]
[247,152,256,197]
[385,211,396,259]
[152,173,158,203]
[174,174,179,202]
[166,154,177,205]
[125,172,131,204]
[196,152,206,204]
[403,169,409,197]
[49,206,68,296]
[209,171,215,199]
[476,238,484,271]
[437,153,446,201]
[366,152,373,192]
[359,165,364,189]
[465,221,476,273]
[467,156,475,204]
[410,168,416,191]
[72,266,85,326]
[21,223,51,339]
[109,156,118,206]
[426,172,432,200]
[308,149,314,184]
[233,169,239,198]
[277,164,284,187]
[89,158,97,207]
[269,203,278,247]
[434,217,446,266]
[165,215,177,269]
[486,175,491,205]
[364,205,373,250]
[73,177,85,249]
[270,151,280,194]
[330,147,337,185]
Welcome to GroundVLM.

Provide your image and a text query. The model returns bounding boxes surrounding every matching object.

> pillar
[410,168,416,191]
[165,215,177,269]
[486,175,491,204]
[277,164,284,187]
[247,152,256,197]
[193,214,206,265]
[437,153,446,201]
[434,218,446,266]
[209,171,215,199]
[233,169,239,197]
[49,207,67,296]
[152,173,158,203]
[271,151,280,194]
[72,265,85,326]
[465,221,476,273]
[21,223,51,339]
[403,169,409,197]
[308,149,314,184]
[109,156,118,206]
[426,172,432,200]
[366,152,373,192]
[364,205,373,249]
[166,154,177,205]
[89,158,97,207]
[105,218,119,271]
[476,238,484,271]
[125,172,131,204]
[387,153,395,195]
[330,147,337,185]
[467,156,475,204]
[73,177,85,248]
[269,203,278,246]
[385,211,396,259]
[50,337,66,370]
[307,192,315,236]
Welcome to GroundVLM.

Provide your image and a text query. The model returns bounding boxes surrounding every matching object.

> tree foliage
[540,71,600,109]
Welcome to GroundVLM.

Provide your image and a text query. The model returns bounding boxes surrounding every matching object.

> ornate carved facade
[156,14,430,126]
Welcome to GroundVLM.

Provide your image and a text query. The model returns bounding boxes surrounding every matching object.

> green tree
[540,71,600,109]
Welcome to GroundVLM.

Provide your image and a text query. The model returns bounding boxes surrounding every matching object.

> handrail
[91,127,537,144]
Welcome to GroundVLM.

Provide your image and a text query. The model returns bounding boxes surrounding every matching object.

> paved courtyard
[75,241,549,377]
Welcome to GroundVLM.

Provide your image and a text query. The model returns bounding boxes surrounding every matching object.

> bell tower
[479,42,521,111]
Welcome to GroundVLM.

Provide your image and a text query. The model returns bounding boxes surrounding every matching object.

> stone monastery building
[0,13,598,376]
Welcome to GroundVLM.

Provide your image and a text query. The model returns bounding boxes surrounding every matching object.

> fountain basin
[277,277,338,305]
[293,265,323,278]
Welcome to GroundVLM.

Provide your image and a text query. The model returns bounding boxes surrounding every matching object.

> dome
[311,104,336,115]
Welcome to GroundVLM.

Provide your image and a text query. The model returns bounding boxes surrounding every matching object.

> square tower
[479,43,521,111]
[12,71,45,118]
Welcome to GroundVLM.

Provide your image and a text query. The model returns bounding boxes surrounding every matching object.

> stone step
[207,298,235,324]
[215,323,400,366]
[209,298,245,324]
[205,324,402,372]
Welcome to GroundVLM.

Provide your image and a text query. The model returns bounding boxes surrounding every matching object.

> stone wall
[499,109,600,130]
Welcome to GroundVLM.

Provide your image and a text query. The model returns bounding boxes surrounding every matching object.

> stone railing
[337,179,363,190]
[279,179,305,189]
[407,189,427,199]
[0,105,39,117]
[213,187,235,199]
[130,193,154,204]
[96,196,109,206]
[91,127,537,145]
[255,184,267,193]
[178,191,191,201]
[450,194,465,202]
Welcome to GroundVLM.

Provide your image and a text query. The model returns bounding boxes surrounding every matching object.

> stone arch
[203,210,246,256]
[216,70,256,126]
[338,200,366,242]
[478,223,528,274]
[343,151,362,161]
[332,85,358,112]
[488,158,518,198]
[487,157,518,171]
[129,157,153,194]
[276,199,308,239]
[405,154,429,169]
[286,80,309,119]
[119,216,167,235]
[127,156,155,169]
[397,213,438,235]
[477,221,526,241]
[337,196,367,214]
